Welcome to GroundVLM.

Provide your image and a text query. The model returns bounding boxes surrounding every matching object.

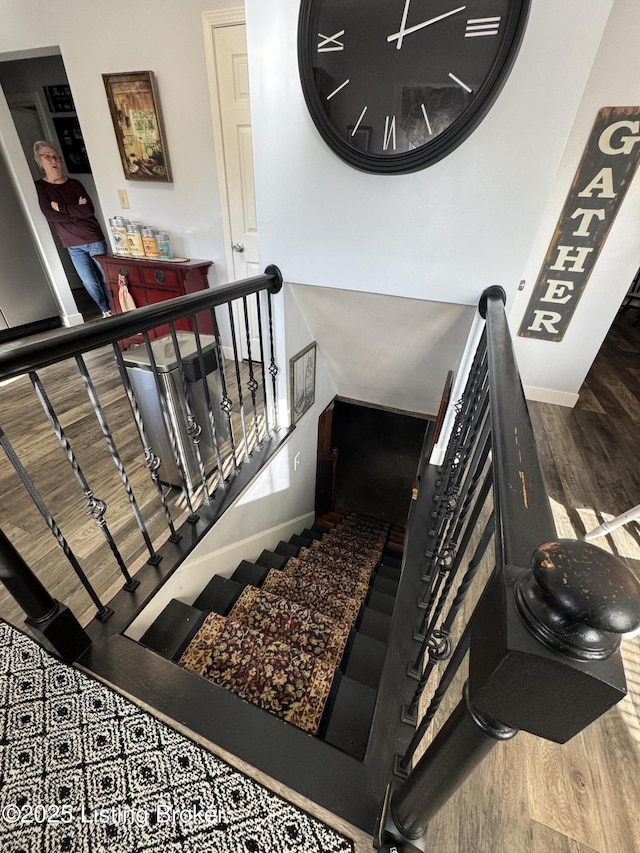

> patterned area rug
[0,621,354,853]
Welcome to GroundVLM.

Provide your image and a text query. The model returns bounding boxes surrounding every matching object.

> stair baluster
[29,369,139,592]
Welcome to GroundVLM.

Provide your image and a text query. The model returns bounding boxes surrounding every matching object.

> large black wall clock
[298,0,530,174]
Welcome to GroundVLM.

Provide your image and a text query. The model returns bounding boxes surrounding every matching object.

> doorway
[0,51,106,321]
[319,399,429,527]
[203,11,260,359]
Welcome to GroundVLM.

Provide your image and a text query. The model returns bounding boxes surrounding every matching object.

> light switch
[118,189,130,209]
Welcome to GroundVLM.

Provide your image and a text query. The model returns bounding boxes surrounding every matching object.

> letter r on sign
[527,310,562,335]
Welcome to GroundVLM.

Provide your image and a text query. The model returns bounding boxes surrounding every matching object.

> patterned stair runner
[179,513,390,735]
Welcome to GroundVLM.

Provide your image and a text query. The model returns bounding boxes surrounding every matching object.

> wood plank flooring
[1,312,639,852]
[0,342,269,627]
[414,310,640,853]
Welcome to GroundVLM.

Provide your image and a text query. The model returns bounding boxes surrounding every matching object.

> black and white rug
[0,621,354,852]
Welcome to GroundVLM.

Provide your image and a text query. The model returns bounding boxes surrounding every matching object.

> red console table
[94,254,214,346]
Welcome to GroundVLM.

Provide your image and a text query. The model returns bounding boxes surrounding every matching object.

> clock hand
[387,5,466,45]
[395,0,413,50]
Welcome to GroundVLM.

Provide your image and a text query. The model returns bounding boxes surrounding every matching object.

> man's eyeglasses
[41,154,62,161]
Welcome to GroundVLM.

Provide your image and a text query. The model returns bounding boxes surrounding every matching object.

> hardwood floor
[417,310,640,853]
[1,312,639,852]
[0,342,269,627]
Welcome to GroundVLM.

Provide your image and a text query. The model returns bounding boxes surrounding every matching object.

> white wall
[290,283,474,415]
[246,0,613,312]
[510,0,640,402]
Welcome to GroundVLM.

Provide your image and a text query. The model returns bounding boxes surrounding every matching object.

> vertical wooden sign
[519,107,640,342]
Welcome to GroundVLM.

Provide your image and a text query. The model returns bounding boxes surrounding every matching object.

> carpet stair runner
[141,512,403,760]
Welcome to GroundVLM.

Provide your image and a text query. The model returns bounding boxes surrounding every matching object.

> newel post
[377,539,640,851]
[0,528,91,663]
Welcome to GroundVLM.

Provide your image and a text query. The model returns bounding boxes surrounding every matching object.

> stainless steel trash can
[123,332,228,492]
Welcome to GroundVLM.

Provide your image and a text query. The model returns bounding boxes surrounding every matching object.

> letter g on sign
[599,120,640,155]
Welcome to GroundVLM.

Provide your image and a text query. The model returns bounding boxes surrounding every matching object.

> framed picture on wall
[102,70,172,182]
[44,84,75,114]
[290,343,316,424]
[52,116,91,173]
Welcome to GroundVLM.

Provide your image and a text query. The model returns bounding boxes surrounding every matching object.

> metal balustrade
[0,267,284,638]
[377,287,640,851]
[2,276,640,841]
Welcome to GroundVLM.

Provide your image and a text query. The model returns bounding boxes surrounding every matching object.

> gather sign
[519,106,640,342]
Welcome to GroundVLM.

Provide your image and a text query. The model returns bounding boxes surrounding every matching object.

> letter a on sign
[519,106,640,342]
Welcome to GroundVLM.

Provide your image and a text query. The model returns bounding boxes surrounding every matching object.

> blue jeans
[67,240,111,313]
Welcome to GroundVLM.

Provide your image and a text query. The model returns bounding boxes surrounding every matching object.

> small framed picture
[44,84,75,113]
[290,342,316,424]
[52,116,91,173]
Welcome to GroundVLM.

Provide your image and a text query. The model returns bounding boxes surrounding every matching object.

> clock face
[298,0,530,173]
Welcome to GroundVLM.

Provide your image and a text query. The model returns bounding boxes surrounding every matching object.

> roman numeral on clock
[465,16,501,37]
[383,115,397,151]
[318,30,345,51]
[449,72,473,93]
[351,107,368,136]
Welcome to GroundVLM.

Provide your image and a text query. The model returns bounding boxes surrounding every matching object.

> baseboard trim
[0,316,61,343]
[523,385,579,408]
[63,312,85,327]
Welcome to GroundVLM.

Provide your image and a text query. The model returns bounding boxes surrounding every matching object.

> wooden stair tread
[275,540,301,558]
[370,573,399,596]
[365,588,396,616]
[322,676,377,760]
[289,533,314,548]
[193,575,245,614]
[232,559,270,587]
[343,633,387,690]
[376,562,402,581]
[357,607,392,643]
[301,527,324,540]
[139,599,203,659]
[256,549,289,570]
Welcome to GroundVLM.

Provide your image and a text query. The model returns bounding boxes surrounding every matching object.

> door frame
[202,7,247,287]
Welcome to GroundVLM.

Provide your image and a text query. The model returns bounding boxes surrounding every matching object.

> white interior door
[205,14,260,360]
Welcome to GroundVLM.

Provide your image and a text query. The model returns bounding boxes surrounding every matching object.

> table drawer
[140,266,180,288]
[103,262,142,284]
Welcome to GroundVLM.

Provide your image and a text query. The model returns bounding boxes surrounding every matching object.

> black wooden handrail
[480,286,555,569]
[378,286,640,851]
[0,265,283,382]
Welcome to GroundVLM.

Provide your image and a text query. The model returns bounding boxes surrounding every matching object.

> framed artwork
[102,71,172,182]
[290,343,317,424]
[52,116,91,173]
[44,84,75,113]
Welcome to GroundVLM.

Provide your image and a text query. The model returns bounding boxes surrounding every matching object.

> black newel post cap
[515,539,640,660]
[479,285,506,318]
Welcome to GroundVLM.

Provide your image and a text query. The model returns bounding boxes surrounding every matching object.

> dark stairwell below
[330,399,428,526]
[78,404,433,832]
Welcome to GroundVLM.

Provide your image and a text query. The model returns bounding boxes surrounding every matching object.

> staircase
[140,511,404,760]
